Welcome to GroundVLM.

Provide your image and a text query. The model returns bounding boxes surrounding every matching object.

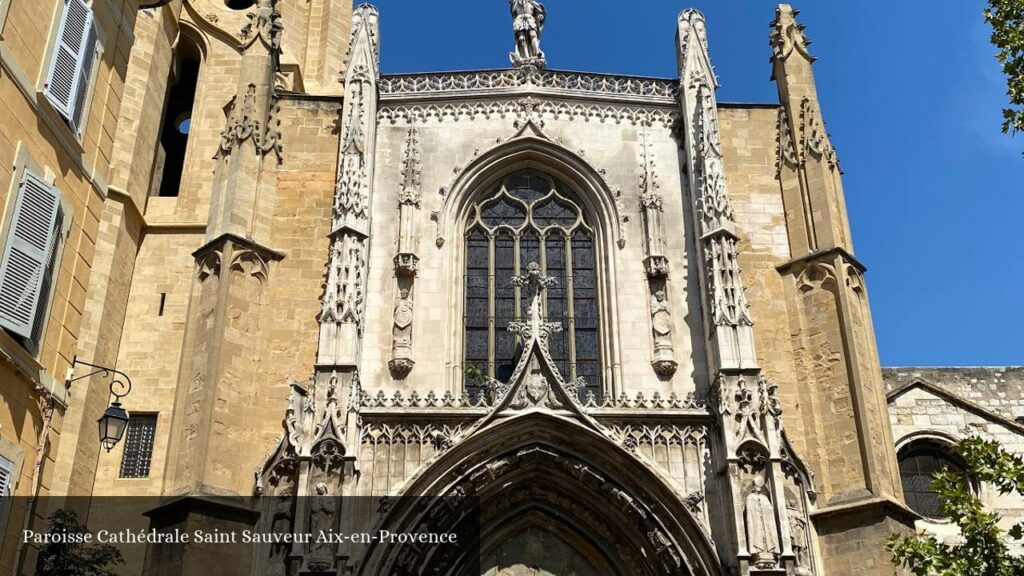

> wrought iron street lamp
[66,357,133,452]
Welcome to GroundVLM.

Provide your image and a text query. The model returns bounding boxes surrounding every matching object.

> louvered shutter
[43,0,94,126]
[0,456,12,496]
[70,19,97,134]
[27,203,63,348]
[0,172,62,339]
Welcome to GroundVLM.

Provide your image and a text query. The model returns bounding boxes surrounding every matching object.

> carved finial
[509,0,547,68]
[638,126,661,210]
[241,0,283,53]
[399,125,421,206]
[770,4,815,67]
[344,4,380,75]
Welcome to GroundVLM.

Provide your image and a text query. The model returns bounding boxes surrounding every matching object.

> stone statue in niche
[389,287,415,378]
[267,488,293,576]
[307,482,338,571]
[788,498,811,574]
[649,287,677,376]
[509,0,546,68]
[745,477,781,569]
[392,288,413,348]
[651,290,672,350]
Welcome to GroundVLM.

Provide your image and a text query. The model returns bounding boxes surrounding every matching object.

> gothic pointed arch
[439,133,625,252]
[358,412,724,576]
[442,134,626,397]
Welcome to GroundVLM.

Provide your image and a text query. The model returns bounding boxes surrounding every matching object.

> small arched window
[464,172,600,402]
[156,39,201,197]
[898,439,970,519]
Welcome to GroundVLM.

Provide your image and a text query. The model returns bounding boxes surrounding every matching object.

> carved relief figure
[509,0,546,67]
[745,477,780,569]
[307,482,338,570]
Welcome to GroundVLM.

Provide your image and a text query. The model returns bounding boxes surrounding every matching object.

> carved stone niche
[738,446,782,572]
[393,253,419,277]
[644,255,670,279]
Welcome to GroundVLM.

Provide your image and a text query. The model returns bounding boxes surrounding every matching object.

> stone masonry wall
[884,367,1024,553]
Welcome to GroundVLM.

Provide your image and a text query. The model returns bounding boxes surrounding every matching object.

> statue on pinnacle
[509,0,546,68]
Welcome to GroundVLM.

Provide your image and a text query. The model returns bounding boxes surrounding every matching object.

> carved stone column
[389,126,421,378]
[678,10,818,576]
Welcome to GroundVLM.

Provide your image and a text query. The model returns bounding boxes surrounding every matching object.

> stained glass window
[119,413,157,479]
[464,172,601,403]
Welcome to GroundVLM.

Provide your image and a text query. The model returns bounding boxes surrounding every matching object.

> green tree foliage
[985,0,1024,154]
[35,509,124,576]
[887,437,1024,576]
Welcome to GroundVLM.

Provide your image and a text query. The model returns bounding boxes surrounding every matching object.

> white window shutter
[0,457,12,496]
[0,172,62,339]
[70,18,97,134]
[43,0,93,125]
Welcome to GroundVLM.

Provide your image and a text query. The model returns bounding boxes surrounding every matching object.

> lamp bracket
[67,356,132,402]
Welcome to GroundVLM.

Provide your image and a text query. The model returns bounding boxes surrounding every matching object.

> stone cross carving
[508,262,561,343]
[509,0,546,68]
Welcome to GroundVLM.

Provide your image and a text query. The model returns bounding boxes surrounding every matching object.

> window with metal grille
[118,414,157,479]
[463,171,601,403]
[898,440,970,519]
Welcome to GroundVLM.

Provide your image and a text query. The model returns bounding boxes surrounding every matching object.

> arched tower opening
[155,33,202,198]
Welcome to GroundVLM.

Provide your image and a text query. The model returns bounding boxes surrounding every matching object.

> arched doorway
[358,413,723,576]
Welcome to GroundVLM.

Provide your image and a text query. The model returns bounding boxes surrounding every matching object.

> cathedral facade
[9,0,1022,574]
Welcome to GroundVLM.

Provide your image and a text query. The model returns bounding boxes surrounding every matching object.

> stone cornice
[192,233,286,262]
[379,68,679,106]
[775,246,866,275]
[809,495,919,526]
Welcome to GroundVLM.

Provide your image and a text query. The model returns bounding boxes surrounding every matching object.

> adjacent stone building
[884,367,1024,556]
[0,0,1018,574]
[0,0,164,571]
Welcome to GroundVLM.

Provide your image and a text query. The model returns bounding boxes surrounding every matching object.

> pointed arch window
[464,172,601,402]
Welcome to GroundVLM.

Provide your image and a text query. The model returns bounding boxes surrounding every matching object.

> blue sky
[369,1,1024,366]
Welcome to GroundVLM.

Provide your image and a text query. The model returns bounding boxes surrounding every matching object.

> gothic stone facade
[37,1,996,575]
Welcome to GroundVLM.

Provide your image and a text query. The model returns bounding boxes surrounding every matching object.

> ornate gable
[472,262,602,432]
